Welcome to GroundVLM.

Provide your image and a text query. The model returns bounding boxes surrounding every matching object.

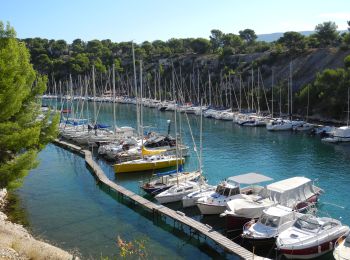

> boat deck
[53,139,266,259]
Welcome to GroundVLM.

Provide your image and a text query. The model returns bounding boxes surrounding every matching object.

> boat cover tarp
[261,177,316,208]
[227,173,273,185]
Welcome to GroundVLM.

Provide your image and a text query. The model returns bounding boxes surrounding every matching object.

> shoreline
[0,188,78,260]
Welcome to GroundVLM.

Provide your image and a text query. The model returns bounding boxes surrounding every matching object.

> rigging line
[321,202,345,209]
[172,66,200,164]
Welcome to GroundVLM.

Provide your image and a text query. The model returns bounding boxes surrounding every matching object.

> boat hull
[226,195,319,230]
[242,235,276,247]
[141,185,172,195]
[279,237,339,259]
[196,202,226,215]
[114,158,185,173]
[226,215,255,231]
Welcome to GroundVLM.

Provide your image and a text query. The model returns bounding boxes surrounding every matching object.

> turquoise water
[13,102,350,259]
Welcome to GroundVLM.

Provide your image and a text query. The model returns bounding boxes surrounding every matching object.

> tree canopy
[0,22,59,188]
[239,29,257,43]
[315,21,339,47]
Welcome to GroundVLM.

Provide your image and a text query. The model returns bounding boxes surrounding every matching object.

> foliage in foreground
[0,22,59,188]
[117,236,148,259]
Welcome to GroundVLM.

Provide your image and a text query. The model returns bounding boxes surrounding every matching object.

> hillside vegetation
[22,21,350,121]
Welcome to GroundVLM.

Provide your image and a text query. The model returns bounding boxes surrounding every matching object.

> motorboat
[223,177,322,230]
[140,169,201,195]
[322,126,350,143]
[242,205,300,245]
[334,234,350,260]
[196,173,273,215]
[276,215,349,259]
[182,184,216,208]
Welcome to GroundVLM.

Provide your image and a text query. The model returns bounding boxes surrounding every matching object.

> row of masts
[46,62,299,120]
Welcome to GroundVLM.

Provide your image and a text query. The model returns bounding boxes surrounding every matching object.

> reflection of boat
[196,173,272,215]
[277,215,349,259]
[223,177,322,230]
[140,169,201,195]
[242,205,300,245]
[334,234,350,260]
[113,155,185,173]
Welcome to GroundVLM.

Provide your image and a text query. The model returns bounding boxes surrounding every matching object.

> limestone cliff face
[142,48,350,91]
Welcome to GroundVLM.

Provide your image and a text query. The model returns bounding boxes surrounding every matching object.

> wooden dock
[53,139,267,260]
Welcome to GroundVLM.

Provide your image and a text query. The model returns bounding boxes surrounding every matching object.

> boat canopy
[264,205,293,218]
[227,173,273,185]
[262,177,316,208]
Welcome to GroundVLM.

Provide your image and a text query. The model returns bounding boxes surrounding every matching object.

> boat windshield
[259,213,280,228]
[215,185,240,196]
[294,217,320,231]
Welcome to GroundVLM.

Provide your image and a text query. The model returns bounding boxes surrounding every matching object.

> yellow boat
[114,155,185,173]
[141,146,166,156]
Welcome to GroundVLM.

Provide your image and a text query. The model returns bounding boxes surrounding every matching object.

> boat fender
[318,245,322,253]
[329,242,333,250]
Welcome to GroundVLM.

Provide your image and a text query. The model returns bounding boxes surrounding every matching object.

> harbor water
[9,102,350,259]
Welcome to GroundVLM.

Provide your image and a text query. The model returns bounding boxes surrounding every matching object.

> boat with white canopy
[222,177,323,230]
[196,173,273,215]
[242,205,301,245]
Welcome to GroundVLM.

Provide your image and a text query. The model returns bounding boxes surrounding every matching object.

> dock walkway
[53,139,267,259]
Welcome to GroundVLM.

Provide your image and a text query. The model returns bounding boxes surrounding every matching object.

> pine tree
[0,22,59,188]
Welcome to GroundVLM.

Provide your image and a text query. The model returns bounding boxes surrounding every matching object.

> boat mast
[290,61,293,120]
[306,85,309,123]
[132,42,140,136]
[251,67,254,112]
[279,82,282,118]
[112,64,116,135]
[199,98,203,174]
[239,74,242,112]
[92,66,97,125]
[346,88,350,126]
[172,68,179,176]
[257,68,260,114]
[140,60,144,155]
[271,68,274,118]
[208,72,212,106]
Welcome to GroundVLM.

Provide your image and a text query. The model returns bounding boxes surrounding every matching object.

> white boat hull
[196,202,226,215]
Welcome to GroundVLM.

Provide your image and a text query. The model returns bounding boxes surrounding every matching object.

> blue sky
[1,0,350,43]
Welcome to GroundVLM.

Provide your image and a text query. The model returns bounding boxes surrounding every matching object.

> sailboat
[322,88,350,143]
[154,72,205,203]
[113,60,185,174]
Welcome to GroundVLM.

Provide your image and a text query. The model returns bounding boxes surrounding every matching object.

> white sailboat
[322,88,350,143]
